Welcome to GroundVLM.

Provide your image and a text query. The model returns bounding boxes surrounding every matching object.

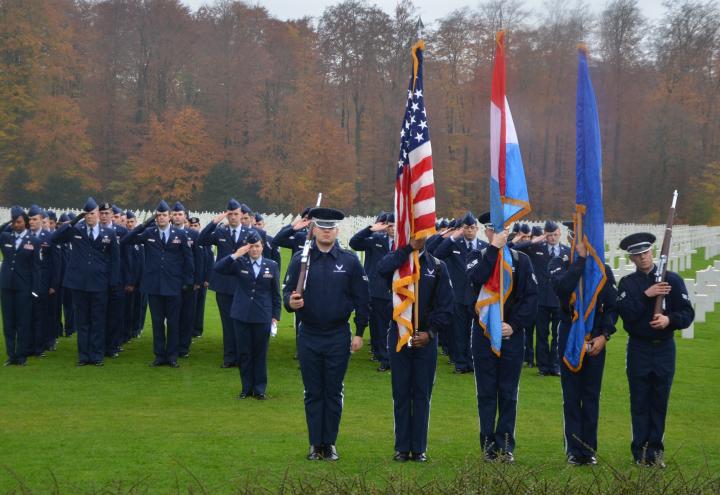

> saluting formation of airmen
[0,197,697,468]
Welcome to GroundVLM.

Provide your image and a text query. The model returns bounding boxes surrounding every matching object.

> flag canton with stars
[397,78,429,173]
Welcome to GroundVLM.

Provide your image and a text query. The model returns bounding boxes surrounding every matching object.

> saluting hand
[575,239,588,258]
[233,244,251,257]
[289,291,304,310]
[644,282,671,298]
[292,218,311,230]
[451,229,464,240]
[370,222,387,232]
[532,233,546,244]
[212,212,227,224]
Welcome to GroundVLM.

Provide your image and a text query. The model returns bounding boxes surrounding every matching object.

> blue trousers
[297,322,351,446]
[471,320,524,453]
[216,292,237,365]
[369,297,391,366]
[147,294,181,363]
[559,324,605,457]
[1,288,33,364]
[105,286,125,354]
[535,305,561,373]
[523,325,534,364]
[31,294,48,354]
[73,289,107,363]
[627,337,675,462]
[61,287,75,336]
[234,320,271,395]
[178,287,197,355]
[193,287,207,336]
[452,303,473,371]
[388,326,437,454]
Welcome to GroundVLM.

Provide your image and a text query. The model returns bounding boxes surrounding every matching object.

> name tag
[4,243,12,248]
[218,238,226,242]
[23,243,34,250]
[240,270,249,274]
[375,243,383,248]
[102,236,111,244]
[148,238,156,243]
[172,238,181,244]
[535,251,544,255]
[263,273,273,278]
[452,250,461,255]
[74,235,82,239]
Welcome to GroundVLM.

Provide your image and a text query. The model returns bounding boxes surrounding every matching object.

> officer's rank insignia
[23,243,34,250]
[682,293,689,300]
[467,259,478,270]
[172,238,181,244]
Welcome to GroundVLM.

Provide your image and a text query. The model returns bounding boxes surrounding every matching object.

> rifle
[295,193,323,296]
[654,190,678,315]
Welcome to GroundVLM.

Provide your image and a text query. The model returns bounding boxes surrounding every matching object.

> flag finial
[411,40,425,91]
[577,43,589,56]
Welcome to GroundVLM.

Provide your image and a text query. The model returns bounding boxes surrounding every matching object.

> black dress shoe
[307,445,323,460]
[567,454,583,466]
[221,362,234,368]
[551,369,561,376]
[324,444,339,461]
[254,393,267,400]
[238,392,249,399]
[537,370,550,376]
[168,361,179,368]
[499,452,515,463]
[412,452,428,462]
[94,361,104,367]
[453,368,469,374]
[483,450,498,462]
[179,353,189,358]
[150,359,164,367]
[3,360,13,367]
[377,364,390,372]
[586,456,598,465]
[393,451,410,462]
[76,361,88,367]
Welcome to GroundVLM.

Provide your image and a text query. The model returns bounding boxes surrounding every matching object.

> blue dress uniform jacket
[215,255,281,323]
[29,228,60,353]
[1,232,41,364]
[617,265,694,464]
[377,246,454,455]
[121,226,194,296]
[273,224,307,254]
[467,244,538,455]
[283,241,370,447]
[550,255,618,459]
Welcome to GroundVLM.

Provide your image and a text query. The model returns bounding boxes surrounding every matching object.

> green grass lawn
[1,250,719,493]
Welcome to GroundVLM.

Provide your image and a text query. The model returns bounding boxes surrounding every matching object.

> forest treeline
[1,0,719,223]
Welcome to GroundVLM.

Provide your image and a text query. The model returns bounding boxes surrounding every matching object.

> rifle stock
[295,193,323,296]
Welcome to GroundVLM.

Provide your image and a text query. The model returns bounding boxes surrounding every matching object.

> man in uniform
[467,212,538,462]
[197,198,248,367]
[273,206,312,255]
[52,198,119,366]
[617,232,694,468]
[28,205,59,355]
[283,207,370,461]
[376,235,453,461]
[170,201,203,358]
[189,216,212,338]
[434,212,488,374]
[99,202,128,358]
[349,212,394,371]
[550,227,617,465]
[514,220,570,376]
[122,210,144,344]
[122,200,194,367]
[254,213,282,270]
[1,207,40,366]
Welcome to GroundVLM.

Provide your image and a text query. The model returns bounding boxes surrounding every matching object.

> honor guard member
[254,213,282,270]
[197,198,248,367]
[467,212,538,462]
[52,198,120,366]
[27,205,58,355]
[514,220,570,376]
[1,207,40,366]
[549,228,617,465]
[112,205,126,227]
[273,206,312,255]
[434,211,488,374]
[283,207,370,461]
[98,202,128,358]
[376,236,453,462]
[349,212,394,371]
[170,202,203,358]
[189,216,212,338]
[122,210,144,343]
[122,200,194,367]
[215,230,281,399]
[617,232,694,468]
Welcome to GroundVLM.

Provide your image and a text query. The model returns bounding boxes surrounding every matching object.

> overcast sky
[180,0,665,24]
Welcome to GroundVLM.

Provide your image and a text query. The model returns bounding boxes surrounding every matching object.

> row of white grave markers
[2,206,719,339]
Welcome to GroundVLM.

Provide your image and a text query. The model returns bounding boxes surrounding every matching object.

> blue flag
[564,48,607,372]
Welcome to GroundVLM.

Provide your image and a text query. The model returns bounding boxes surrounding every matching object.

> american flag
[392,41,436,351]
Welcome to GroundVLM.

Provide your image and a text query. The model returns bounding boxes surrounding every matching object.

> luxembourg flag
[475,31,531,355]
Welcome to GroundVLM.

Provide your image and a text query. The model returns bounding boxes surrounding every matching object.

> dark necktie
[162,231,166,244]
[89,229,94,241]
[231,229,236,243]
